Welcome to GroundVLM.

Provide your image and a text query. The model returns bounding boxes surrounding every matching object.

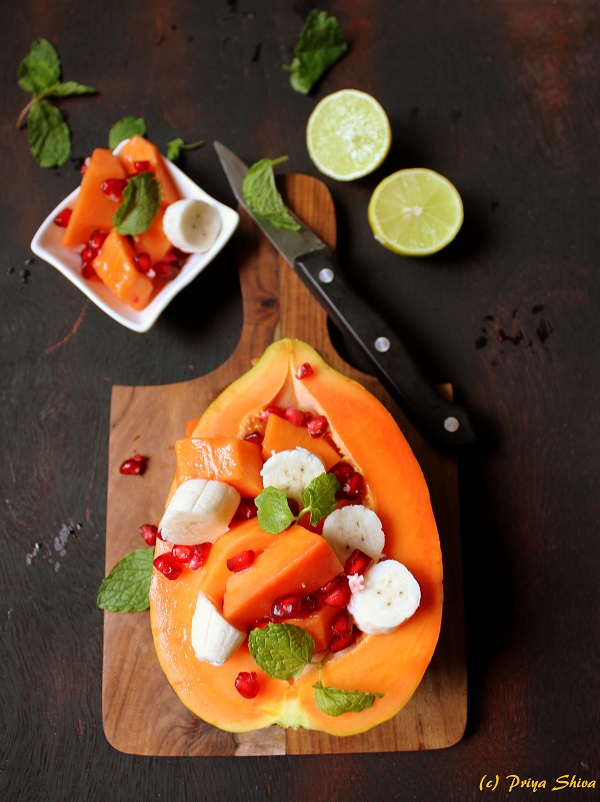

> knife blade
[214,141,475,447]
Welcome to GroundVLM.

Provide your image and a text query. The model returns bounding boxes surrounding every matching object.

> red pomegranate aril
[54,208,72,227]
[162,250,184,266]
[153,552,182,580]
[302,411,313,424]
[244,431,263,445]
[284,406,304,427]
[81,262,96,280]
[189,542,212,569]
[133,160,151,174]
[342,472,365,500]
[344,548,373,577]
[235,498,258,519]
[81,246,97,264]
[329,629,356,653]
[101,177,128,201]
[227,549,257,573]
[307,415,328,438]
[139,523,158,546]
[330,610,353,638]
[172,544,195,564]
[119,453,147,475]
[320,575,352,608]
[153,260,178,280]
[235,671,260,699]
[329,461,355,487]
[134,252,152,274]
[272,593,304,619]
[301,594,321,615]
[261,405,285,421]
[88,229,107,250]
[295,362,314,380]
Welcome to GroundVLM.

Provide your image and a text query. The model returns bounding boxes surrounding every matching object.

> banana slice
[163,199,222,253]
[159,478,240,545]
[347,560,421,635]
[191,592,245,666]
[260,447,326,503]
[321,505,385,565]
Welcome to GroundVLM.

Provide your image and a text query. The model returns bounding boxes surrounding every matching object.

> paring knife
[214,141,476,447]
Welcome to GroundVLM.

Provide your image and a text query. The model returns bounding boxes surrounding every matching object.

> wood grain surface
[103,175,466,755]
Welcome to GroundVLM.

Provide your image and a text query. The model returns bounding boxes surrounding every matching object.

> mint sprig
[166,137,205,162]
[313,680,384,716]
[255,472,339,534]
[283,9,348,95]
[17,38,97,167]
[113,171,162,236]
[108,115,147,150]
[242,156,301,231]
[97,548,154,613]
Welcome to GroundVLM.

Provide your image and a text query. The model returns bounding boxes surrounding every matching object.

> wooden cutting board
[102,175,467,756]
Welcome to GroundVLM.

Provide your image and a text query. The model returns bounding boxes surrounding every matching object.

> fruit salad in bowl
[31,135,239,332]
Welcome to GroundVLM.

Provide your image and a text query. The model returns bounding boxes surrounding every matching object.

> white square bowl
[31,141,239,333]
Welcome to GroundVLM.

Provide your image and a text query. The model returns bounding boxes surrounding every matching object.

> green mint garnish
[97,548,154,613]
[108,115,147,150]
[17,38,97,167]
[242,156,301,231]
[283,9,348,95]
[113,171,162,236]
[166,137,205,162]
[248,622,315,679]
[312,680,384,717]
[255,472,339,534]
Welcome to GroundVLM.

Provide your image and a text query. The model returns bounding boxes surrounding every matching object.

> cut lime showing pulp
[368,169,464,256]
[306,89,391,181]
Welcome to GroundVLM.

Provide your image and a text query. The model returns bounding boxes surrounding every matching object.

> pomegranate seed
[284,406,304,427]
[295,362,314,380]
[344,549,373,577]
[101,177,128,202]
[235,671,260,699]
[302,411,313,424]
[307,415,328,438]
[153,552,182,580]
[119,453,147,475]
[88,229,107,250]
[261,405,285,421]
[320,575,352,608]
[235,498,258,519]
[172,544,195,564]
[81,262,96,280]
[330,610,353,637]
[341,472,365,501]
[244,431,263,445]
[54,208,72,227]
[162,250,184,266]
[330,629,356,652]
[133,160,151,174]
[153,260,178,280]
[227,549,257,572]
[80,157,90,175]
[329,461,355,487]
[139,523,158,546]
[271,594,304,619]
[81,246,97,264]
[189,542,212,569]
[134,252,152,274]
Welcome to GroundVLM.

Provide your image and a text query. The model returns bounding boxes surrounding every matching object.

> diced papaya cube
[132,203,173,263]
[286,605,338,652]
[117,135,180,206]
[62,149,126,248]
[198,518,276,609]
[175,437,264,498]
[261,413,340,470]
[222,525,342,630]
[92,229,154,311]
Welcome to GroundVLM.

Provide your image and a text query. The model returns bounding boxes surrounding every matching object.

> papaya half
[149,338,443,737]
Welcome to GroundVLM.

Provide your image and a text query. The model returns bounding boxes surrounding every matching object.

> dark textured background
[1,1,598,799]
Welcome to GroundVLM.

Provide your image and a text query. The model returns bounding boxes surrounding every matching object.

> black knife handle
[294,249,476,446]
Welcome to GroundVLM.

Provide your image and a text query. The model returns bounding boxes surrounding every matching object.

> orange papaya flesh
[150,338,443,735]
[261,412,340,470]
[132,203,173,263]
[174,436,263,498]
[222,525,343,630]
[285,604,338,652]
[117,135,180,206]
[62,149,126,248]
[185,417,200,437]
[92,229,154,310]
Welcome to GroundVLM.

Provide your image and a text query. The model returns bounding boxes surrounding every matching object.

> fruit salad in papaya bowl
[31,135,239,332]
[146,338,443,738]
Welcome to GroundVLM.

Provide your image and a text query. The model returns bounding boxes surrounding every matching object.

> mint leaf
[27,100,70,167]
[97,548,154,612]
[242,156,301,231]
[284,10,348,95]
[313,680,384,717]
[255,486,295,534]
[108,116,147,150]
[166,137,205,162]
[301,472,339,527]
[248,623,315,679]
[18,38,60,95]
[46,80,97,98]
[113,171,162,235]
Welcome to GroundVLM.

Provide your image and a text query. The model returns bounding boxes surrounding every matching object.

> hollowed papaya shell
[149,338,443,737]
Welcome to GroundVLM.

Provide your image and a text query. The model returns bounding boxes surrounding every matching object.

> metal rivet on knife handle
[443,416,460,432]
[318,268,335,283]
[374,336,391,353]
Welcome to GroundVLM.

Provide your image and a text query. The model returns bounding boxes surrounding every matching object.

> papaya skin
[150,338,443,736]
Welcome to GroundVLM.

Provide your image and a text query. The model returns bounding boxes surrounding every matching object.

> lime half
[306,89,391,181]
[368,168,464,256]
